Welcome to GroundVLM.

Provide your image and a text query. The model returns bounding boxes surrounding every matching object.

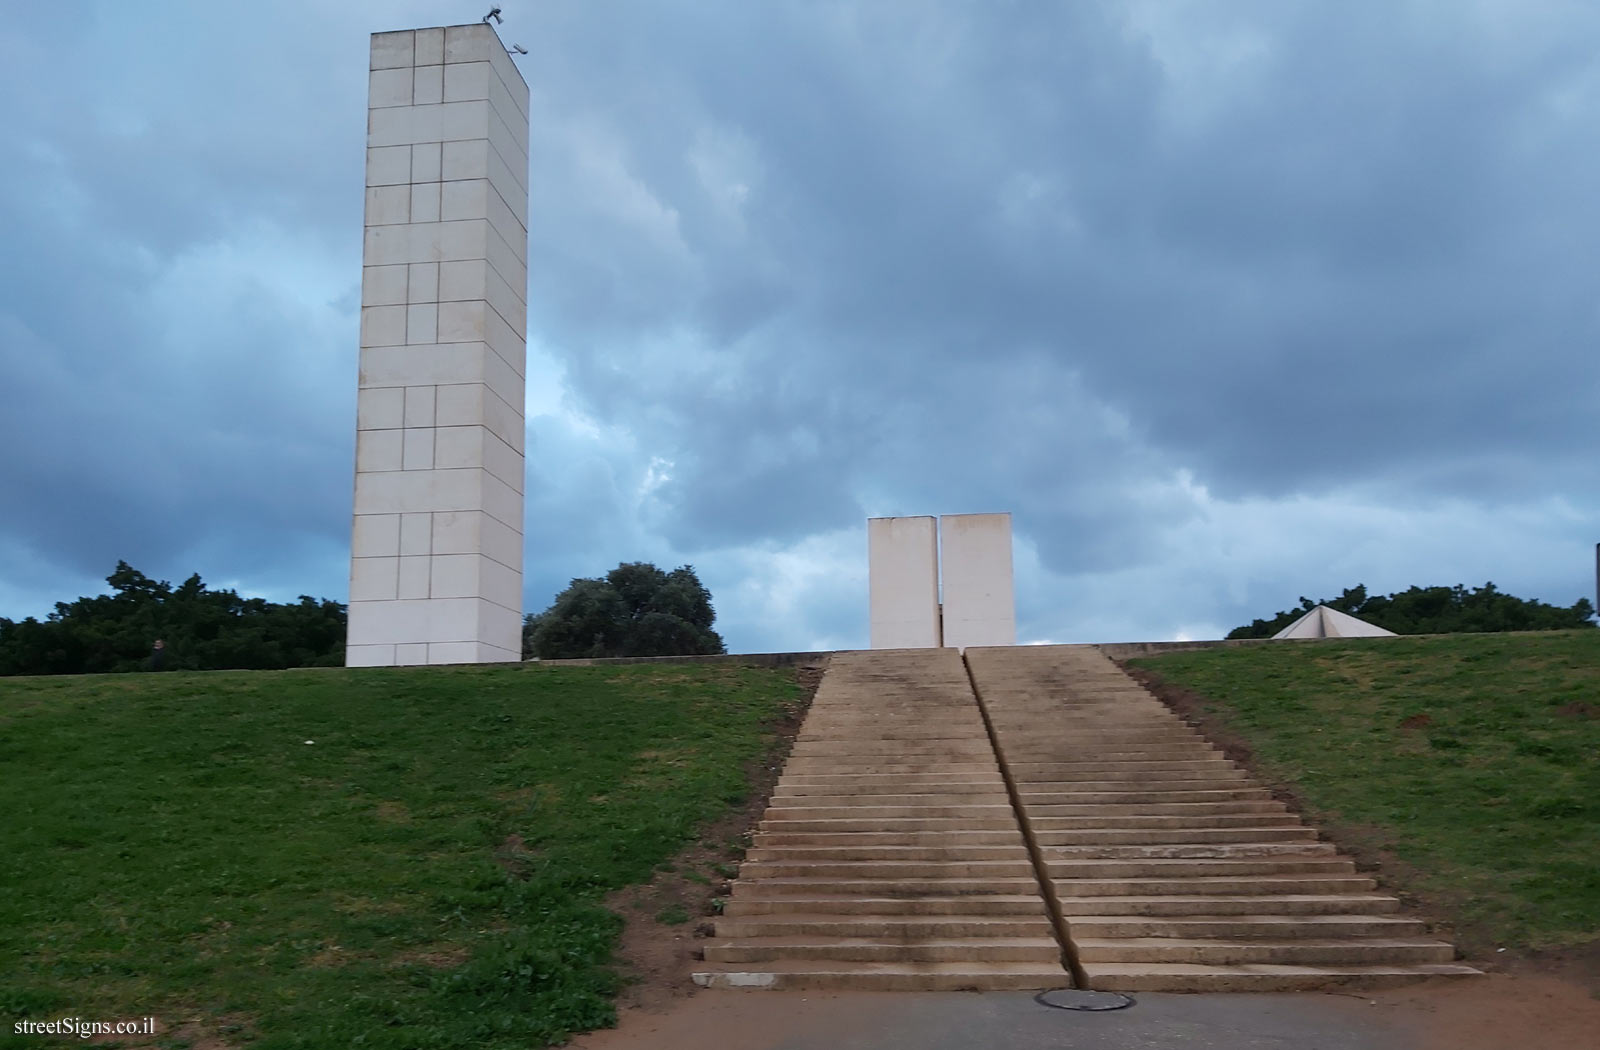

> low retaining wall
[1094,638,1272,660]
[534,651,834,668]
[538,636,1361,669]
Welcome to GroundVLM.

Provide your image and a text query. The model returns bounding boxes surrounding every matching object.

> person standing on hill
[149,639,166,671]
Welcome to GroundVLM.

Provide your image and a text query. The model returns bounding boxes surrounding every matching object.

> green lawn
[1,662,803,1048]
[1128,631,1600,953]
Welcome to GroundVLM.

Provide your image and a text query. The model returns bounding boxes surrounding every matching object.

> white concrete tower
[347,24,530,666]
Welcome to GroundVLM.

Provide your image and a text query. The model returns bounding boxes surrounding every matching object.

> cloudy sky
[2,0,1596,651]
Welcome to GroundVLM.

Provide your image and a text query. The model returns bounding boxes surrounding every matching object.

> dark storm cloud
[509,2,1598,597]
[0,1,1594,647]
[503,0,1598,639]
[0,1,371,607]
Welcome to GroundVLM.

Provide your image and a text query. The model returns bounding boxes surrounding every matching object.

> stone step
[704,936,1060,964]
[738,860,1038,879]
[797,728,993,741]
[1026,801,1288,817]
[798,711,986,723]
[1067,914,1427,938]
[787,743,997,757]
[750,839,1326,859]
[732,874,1378,898]
[806,700,981,709]
[781,761,1002,775]
[1040,842,1337,860]
[775,783,1007,798]
[987,726,1209,741]
[792,717,983,728]
[755,830,1026,847]
[1017,788,1274,805]
[799,719,984,728]
[998,730,1211,742]
[797,736,985,745]
[763,804,1018,821]
[747,845,1029,863]
[1028,813,1302,830]
[740,856,1352,880]
[691,961,1070,991]
[1049,874,1377,896]
[997,738,1214,752]
[1018,776,1253,793]
[769,792,1013,808]
[780,768,1004,784]
[1075,937,1458,966]
[757,817,1023,834]
[1054,894,1402,916]
[1004,746,1224,761]
[715,916,1054,939]
[1082,962,1483,993]
[722,895,1051,917]
[730,877,1043,897]
[1033,826,1317,845]
[1007,759,1234,775]
[1009,769,1250,784]
[1030,813,1305,825]
[993,721,1184,731]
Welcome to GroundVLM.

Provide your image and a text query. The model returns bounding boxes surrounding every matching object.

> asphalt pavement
[573,989,1420,1050]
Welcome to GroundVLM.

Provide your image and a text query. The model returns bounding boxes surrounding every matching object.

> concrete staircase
[967,645,1480,992]
[694,644,1480,992]
[693,648,1068,990]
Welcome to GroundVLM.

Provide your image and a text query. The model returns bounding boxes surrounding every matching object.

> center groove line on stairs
[962,651,1090,990]
[694,649,1070,990]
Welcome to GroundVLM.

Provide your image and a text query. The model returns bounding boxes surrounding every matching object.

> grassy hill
[1126,631,1600,955]
[1,662,806,1049]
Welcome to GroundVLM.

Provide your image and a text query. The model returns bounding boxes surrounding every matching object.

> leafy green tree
[525,562,726,659]
[1228,582,1597,639]
[0,562,346,675]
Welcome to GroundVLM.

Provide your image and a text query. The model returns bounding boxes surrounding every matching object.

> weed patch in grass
[654,905,691,926]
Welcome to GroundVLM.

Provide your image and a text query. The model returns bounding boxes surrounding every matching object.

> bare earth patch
[600,662,824,1015]
[88,1011,256,1048]
[1368,970,1600,1050]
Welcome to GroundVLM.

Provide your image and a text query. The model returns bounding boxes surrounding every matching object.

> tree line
[1228,582,1597,639]
[0,562,346,675]
[0,559,728,675]
[523,562,726,660]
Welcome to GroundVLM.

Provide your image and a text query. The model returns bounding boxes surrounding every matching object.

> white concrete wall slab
[362,265,409,306]
[352,513,400,557]
[939,513,1016,649]
[402,386,433,427]
[346,643,397,667]
[868,516,941,649]
[415,28,444,66]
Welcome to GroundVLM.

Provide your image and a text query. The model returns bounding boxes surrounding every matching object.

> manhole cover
[1034,988,1136,1012]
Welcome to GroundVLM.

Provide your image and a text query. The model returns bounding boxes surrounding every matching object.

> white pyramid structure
[1272,605,1396,640]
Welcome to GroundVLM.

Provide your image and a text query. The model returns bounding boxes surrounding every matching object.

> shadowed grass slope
[1,662,802,1049]
[1128,631,1600,953]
